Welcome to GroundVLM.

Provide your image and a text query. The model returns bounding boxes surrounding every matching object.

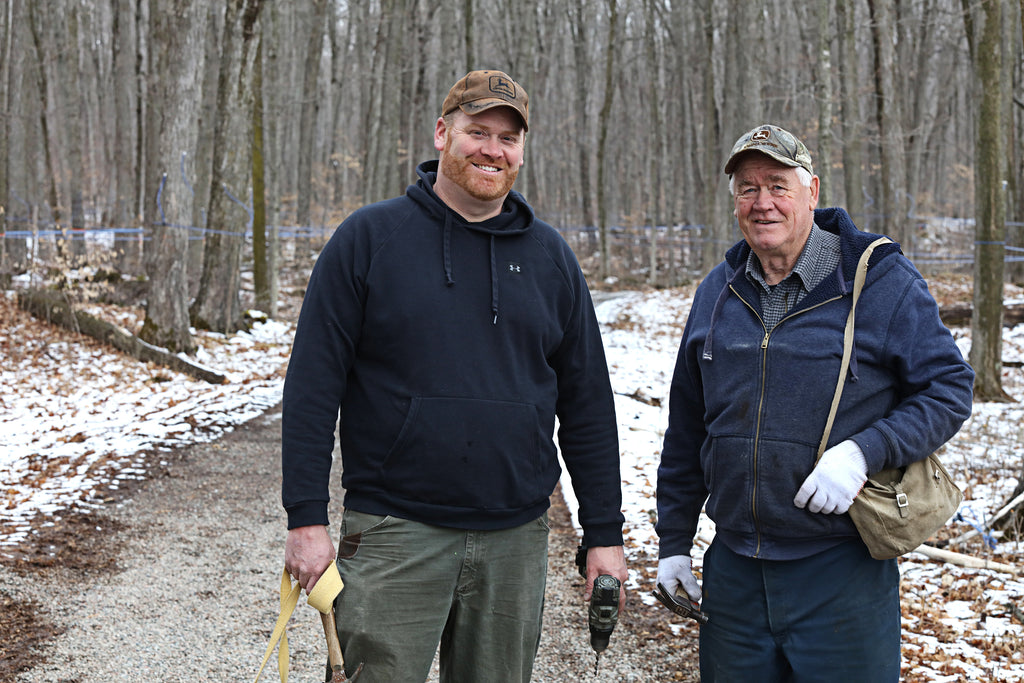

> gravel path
[1,404,699,682]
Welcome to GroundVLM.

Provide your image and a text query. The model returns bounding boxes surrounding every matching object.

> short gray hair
[728,166,813,196]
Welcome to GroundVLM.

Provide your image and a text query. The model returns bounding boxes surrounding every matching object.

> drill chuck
[588,574,620,654]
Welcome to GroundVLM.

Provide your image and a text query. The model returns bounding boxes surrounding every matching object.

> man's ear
[809,175,820,209]
[434,117,447,152]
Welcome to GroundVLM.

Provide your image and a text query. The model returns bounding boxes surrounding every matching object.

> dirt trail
[0,404,698,682]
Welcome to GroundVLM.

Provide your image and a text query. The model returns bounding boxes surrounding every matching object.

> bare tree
[296,0,326,229]
[139,0,206,355]
[191,0,263,334]
[570,0,595,230]
[698,0,721,273]
[0,0,12,280]
[815,0,834,207]
[252,35,274,317]
[965,0,1010,400]
[867,0,909,241]
[596,0,619,280]
[111,0,142,273]
[836,0,865,221]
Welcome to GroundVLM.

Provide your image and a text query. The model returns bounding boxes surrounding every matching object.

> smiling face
[731,153,819,272]
[433,107,526,220]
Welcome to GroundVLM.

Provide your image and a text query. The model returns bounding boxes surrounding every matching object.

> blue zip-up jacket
[281,161,623,548]
[656,207,974,560]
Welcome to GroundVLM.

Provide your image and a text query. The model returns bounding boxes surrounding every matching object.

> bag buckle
[896,492,910,517]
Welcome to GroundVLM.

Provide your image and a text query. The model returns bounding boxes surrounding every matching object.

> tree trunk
[571,0,594,231]
[463,0,474,69]
[139,0,205,356]
[644,0,664,286]
[27,2,64,241]
[836,0,865,222]
[698,0,721,274]
[191,0,263,334]
[189,1,225,295]
[867,0,908,242]
[967,0,1009,401]
[815,0,833,207]
[0,0,11,282]
[65,0,87,261]
[296,0,325,229]
[596,0,618,280]
[251,35,273,317]
[112,0,142,275]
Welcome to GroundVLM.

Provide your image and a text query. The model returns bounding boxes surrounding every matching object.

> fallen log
[939,302,1024,327]
[16,288,226,385]
[908,544,1020,575]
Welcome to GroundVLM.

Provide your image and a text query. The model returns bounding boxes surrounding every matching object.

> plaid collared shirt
[745,224,841,331]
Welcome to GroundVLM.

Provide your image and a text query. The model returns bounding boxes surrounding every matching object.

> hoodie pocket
[383,396,542,511]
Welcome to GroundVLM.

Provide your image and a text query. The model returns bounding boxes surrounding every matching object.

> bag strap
[816,237,893,462]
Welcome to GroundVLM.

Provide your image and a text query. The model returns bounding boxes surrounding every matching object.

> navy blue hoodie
[282,161,623,548]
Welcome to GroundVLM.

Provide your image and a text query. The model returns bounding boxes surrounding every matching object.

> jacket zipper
[730,285,843,557]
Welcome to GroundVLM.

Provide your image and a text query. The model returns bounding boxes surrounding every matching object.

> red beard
[440,134,520,203]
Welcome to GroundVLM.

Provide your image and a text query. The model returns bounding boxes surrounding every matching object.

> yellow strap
[254,563,345,683]
[308,561,345,614]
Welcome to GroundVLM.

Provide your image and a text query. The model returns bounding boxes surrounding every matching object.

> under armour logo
[507,262,522,273]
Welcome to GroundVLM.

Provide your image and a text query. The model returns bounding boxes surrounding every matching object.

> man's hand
[284,524,336,594]
[584,545,628,612]
[794,439,868,514]
[656,554,701,603]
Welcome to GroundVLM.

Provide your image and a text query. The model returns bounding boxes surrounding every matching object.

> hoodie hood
[407,160,534,323]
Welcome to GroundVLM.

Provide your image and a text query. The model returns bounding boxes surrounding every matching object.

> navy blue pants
[699,538,901,682]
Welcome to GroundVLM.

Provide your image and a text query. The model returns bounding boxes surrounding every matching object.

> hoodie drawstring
[489,235,499,324]
[441,214,500,324]
[443,213,455,286]
[703,262,746,361]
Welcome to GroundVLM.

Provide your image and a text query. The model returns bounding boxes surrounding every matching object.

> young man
[282,70,627,682]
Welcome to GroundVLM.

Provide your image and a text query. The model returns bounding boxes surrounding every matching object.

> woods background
[0,0,1022,382]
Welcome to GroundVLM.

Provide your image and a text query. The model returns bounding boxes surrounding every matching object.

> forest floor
[1,265,1023,681]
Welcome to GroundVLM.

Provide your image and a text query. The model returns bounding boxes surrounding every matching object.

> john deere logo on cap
[751,128,771,141]
[490,75,516,100]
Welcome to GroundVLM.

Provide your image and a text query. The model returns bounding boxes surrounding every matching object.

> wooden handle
[320,608,346,671]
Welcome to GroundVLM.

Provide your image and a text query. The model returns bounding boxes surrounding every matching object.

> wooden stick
[908,544,1019,575]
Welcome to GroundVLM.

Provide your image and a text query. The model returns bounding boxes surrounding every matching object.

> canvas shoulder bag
[817,237,963,560]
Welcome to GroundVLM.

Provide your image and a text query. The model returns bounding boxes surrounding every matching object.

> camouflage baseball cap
[723,124,813,176]
[442,70,529,132]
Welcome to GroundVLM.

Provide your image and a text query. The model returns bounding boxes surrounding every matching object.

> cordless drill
[576,545,620,674]
[589,574,620,662]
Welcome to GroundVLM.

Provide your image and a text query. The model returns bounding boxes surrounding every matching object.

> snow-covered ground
[2,286,1023,680]
[575,289,1024,682]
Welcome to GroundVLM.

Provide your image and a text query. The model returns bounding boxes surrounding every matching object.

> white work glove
[794,439,868,514]
[657,554,701,604]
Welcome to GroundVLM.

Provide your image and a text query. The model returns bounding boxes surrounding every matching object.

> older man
[655,124,973,681]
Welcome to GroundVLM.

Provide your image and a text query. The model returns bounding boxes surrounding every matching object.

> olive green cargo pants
[329,509,550,682]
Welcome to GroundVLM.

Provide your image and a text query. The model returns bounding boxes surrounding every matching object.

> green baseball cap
[723,124,813,176]
[442,70,529,131]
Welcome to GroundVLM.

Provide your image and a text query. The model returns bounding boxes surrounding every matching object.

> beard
[440,134,520,203]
